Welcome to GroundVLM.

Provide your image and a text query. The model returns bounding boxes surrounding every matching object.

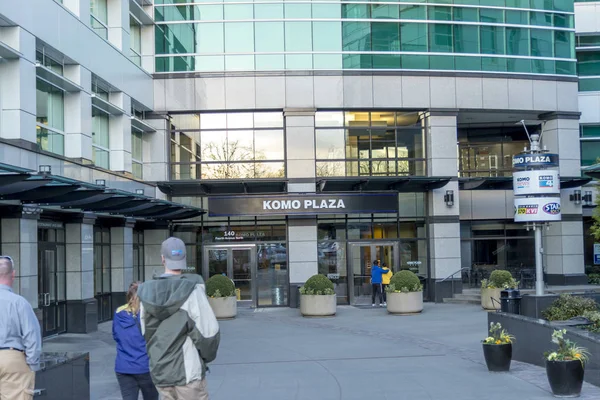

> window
[133,230,145,282]
[94,227,112,322]
[36,79,64,155]
[92,108,110,169]
[130,16,142,66]
[90,0,108,39]
[132,129,143,179]
[36,50,63,75]
[581,125,600,167]
[315,112,425,177]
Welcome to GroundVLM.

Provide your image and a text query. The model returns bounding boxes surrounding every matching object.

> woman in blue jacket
[113,282,158,400]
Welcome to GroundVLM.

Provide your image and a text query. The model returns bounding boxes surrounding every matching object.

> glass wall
[458,125,532,177]
[580,125,600,167]
[130,16,142,66]
[94,227,112,323]
[133,230,145,282]
[36,79,65,155]
[315,111,425,177]
[92,108,110,169]
[170,112,285,180]
[91,0,108,39]
[132,129,144,179]
[155,1,576,74]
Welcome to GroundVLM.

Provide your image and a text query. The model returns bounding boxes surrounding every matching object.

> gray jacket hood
[137,274,204,322]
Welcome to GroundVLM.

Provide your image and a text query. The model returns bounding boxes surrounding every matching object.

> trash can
[289,284,301,308]
[500,289,522,315]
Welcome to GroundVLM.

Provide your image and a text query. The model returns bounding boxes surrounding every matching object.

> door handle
[45,293,50,307]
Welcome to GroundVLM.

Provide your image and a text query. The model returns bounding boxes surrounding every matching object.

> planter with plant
[481,270,518,311]
[482,322,514,372]
[542,294,598,321]
[300,274,336,317]
[386,270,423,314]
[545,329,589,397]
[206,274,237,320]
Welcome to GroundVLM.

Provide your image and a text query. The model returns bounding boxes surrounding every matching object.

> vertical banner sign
[594,244,600,265]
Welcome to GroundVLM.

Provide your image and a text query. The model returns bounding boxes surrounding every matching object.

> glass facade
[581,125,600,167]
[36,79,65,155]
[94,227,112,323]
[130,16,142,66]
[315,111,425,177]
[91,0,108,39]
[170,112,285,180]
[155,1,576,75]
[132,129,143,179]
[92,108,110,169]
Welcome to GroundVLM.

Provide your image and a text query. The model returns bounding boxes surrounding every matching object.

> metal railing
[435,267,470,302]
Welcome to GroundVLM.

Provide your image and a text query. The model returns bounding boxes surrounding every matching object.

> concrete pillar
[64,65,93,162]
[285,109,318,286]
[539,112,586,284]
[143,117,169,181]
[110,219,135,309]
[65,214,97,333]
[0,27,36,143]
[109,92,133,174]
[141,7,155,73]
[0,211,39,308]
[143,228,169,281]
[63,0,90,19]
[423,111,461,301]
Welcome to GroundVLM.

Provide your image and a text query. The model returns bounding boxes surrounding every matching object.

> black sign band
[512,153,559,169]
[208,193,399,216]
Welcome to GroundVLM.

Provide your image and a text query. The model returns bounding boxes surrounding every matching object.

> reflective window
[92,108,110,169]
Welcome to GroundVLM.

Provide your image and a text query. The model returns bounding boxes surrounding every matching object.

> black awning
[317,177,452,192]
[0,165,205,221]
[158,179,288,196]
[460,177,592,190]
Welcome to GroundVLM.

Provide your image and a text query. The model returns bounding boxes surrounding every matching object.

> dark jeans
[382,284,388,302]
[371,283,383,304]
[116,372,159,400]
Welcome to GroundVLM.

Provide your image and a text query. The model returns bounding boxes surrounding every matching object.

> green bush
[300,274,335,295]
[583,311,600,333]
[588,274,600,285]
[206,275,236,298]
[542,294,599,321]
[387,270,422,293]
[482,270,518,289]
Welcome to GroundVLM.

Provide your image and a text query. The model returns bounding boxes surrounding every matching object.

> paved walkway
[44,303,600,400]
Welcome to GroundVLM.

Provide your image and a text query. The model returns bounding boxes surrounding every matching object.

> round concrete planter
[208,296,237,320]
[481,288,502,311]
[386,291,423,314]
[300,294,336,317]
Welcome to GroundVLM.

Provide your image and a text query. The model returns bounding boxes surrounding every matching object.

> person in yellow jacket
[381,263,392,305]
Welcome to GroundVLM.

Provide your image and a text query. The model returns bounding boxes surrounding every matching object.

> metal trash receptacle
[289,285,301,308]
[500,289,522,315]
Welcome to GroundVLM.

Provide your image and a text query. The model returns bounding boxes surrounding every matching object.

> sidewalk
[44,303,600,400]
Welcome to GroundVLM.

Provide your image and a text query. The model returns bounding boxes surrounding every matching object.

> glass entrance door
[349,242,398,305]
[38,244,66,337]
[203,245,256,306]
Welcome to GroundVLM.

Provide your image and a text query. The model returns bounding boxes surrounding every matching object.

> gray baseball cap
[161,237,187,270]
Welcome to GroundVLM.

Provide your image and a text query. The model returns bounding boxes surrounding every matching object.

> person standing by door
[0,255,42,400]
[370,259,386,307]
[113,281,158,400]
[381,263,392,306]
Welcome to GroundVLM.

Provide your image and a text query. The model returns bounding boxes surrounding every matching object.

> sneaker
[379,304,383,307]
[383,302,387,306]
[372,304,375,307]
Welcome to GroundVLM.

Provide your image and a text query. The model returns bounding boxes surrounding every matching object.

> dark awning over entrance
[582,164,600,180]
[459,177,591,190]
[317,177,452,192]
[0,163,204,220]
[158,179,288,196]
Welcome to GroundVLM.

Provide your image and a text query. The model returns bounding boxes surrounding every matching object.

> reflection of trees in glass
[202,139,284,179]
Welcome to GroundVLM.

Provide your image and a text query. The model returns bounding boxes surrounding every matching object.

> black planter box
[546,360,584,397]
[483,343,512,372]
[35,352,89,399]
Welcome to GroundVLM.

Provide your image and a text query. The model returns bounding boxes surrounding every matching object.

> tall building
[0,0,595,336]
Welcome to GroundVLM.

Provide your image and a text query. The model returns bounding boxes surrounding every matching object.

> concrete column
[0,211,39,308]
[64,65,93,162]
[109,92,133,174]
[423,111,461,301]
[63,0,90,19]
[143,228,169,281]
[539,112,586,284]
[107,0,129,51]
[285,109,318,286]
[0,27,36,143]
[141,8,155,73]
[143,117,169,182]
[110,219,135,309]
[65,214,97,333]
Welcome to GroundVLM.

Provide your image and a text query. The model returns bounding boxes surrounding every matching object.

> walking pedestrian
[0,255,42,400]
[113,281,158,400]
[381,263,392,306]
[370,259,386,307]
[137,237,220,400]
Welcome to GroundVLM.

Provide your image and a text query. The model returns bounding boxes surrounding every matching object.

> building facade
[0,0,595,336]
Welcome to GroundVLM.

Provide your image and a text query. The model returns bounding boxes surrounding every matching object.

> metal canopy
[157,179,288,196]
[316,177,452,192]
[459,177,592,190]
[0,165,204,220]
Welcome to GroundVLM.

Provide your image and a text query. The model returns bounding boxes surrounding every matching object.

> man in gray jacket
[138,238,220,400]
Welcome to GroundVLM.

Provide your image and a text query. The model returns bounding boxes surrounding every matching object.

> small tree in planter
[386,270,423,314]
[481,270,518,311]
[482,322,514,372]
[206,275,237,320]
[545,329,589,397]
[300,274,336,317]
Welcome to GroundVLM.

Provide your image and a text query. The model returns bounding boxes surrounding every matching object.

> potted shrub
[542,294,598,321]
[206,275,237,320]
[481,270,518,311]
[545,329,589,397]
[482,322,514,372]
[386,270,423,314]
[299,274,336,317]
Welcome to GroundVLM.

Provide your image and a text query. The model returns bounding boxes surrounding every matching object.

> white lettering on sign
[264,198,347,211]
